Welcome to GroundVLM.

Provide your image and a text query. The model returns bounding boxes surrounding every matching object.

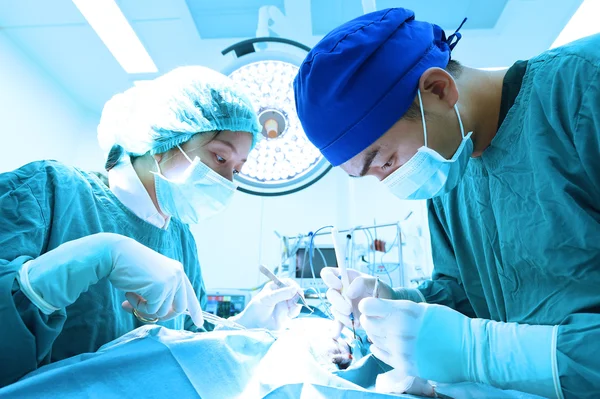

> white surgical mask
[382,90,473,200]
[153,145,236,224]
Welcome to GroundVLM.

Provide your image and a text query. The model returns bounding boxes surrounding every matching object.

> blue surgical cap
[98,66,261,157]
[294,8,459,166]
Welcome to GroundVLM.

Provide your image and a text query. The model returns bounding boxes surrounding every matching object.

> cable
[304,286,334,320]
[308,225,334,281]
[308,225,334,318]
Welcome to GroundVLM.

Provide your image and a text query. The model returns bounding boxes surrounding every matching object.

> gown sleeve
[0,167,67,388]
[548,41,600,399]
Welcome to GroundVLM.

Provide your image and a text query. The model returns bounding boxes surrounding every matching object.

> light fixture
[72,0,157,74]
[222,38,331,196]
[551,0,600,49]
[479,67,508,71]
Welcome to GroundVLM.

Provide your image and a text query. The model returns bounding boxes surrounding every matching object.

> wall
[0,31,102,173]
[192,166,432,292]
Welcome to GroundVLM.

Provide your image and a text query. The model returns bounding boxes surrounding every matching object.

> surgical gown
[0,160,207,387]
[418,34,600,398]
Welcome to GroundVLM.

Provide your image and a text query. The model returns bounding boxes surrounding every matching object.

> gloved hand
[232,278,303,330]
[320,267,424,330]
[359,298,559,399]
[375,370,436,397]
[17,232,204,327]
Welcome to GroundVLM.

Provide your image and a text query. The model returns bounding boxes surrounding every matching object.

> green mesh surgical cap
[97,66,261,157]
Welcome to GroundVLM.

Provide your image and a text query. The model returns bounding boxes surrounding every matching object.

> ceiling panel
[185,0,285,39]
[0,0,586,115]
[377,0,508,29]
[310,0,364,36]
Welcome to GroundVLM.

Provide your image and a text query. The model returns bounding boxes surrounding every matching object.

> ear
[153,153,163,164]
[418,67,459,108]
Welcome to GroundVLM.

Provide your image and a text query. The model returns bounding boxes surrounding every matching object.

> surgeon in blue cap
[295,7,600,399]
[0,66,304,388]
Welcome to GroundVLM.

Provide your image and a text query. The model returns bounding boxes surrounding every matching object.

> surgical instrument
[373,277,380,299]
[132,308,246,330]
[259,264,313,313]
[331,227,356,339]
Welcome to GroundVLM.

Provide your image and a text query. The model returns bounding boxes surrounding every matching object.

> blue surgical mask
[383,90,473,200]
[153,145,236,224]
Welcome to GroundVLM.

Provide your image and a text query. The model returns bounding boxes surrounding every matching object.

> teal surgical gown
[0,160,207,387]
[419,35,600,398]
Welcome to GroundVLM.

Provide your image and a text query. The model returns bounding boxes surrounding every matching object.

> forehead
[339,125,398,174]
[339,117,418,175]
[340,145,379,175]
[187,130,252,148]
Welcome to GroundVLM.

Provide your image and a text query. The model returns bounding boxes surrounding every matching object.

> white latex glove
[320,267,423,331]
[359,298,559,399]
[17,233,204,327]
[232,278,303,330]
[375,370,436,397]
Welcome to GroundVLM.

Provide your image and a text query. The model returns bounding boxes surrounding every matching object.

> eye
[381,160,393,170]
[215,154,226,164]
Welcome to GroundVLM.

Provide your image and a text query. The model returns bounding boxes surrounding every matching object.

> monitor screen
[295,247,338,279]
[205,295,246,319]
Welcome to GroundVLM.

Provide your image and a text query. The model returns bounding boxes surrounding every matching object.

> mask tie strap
[153,157,162,173]
[417,89,429,148]
[177,145,194,164]
[454,104,466,139]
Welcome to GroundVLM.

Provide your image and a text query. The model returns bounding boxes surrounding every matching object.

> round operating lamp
[222,38,332,197]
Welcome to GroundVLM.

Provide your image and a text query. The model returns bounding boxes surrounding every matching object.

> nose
[217,166,234,182]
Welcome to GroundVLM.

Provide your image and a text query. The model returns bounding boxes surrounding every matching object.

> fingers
[405,377,436,397]
[125,292,146,312]
[320,267,343,290]
[183,278,204,328]
[262,285,299,305]
[331,309,353,329]
[327,288,352,315]
[172,281,187,314]
[331,320,344,339]
[370,344,394,367]
[136,293,162,315]
[155,287,176,318]
[121,300,134,313]
[376,370,433,396]
[346,276,373,299]
[288,303,303,319]
[358,297,393,317]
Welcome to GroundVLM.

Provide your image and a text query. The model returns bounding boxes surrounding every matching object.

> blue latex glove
[231,278,303,330]
[359,298,561,399]
[17,232,204,327]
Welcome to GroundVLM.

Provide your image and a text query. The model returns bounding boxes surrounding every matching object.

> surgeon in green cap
[0,65,304,387]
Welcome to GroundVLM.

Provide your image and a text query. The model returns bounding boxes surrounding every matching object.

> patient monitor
[205,289,250,319]
[291,245,338,291]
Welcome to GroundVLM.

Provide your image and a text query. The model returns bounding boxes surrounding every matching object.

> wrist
[17,261,61,314]
[392,287,426,303]
[468,319,561,399]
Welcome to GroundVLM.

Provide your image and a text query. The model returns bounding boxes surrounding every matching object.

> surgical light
[222,38,331,196]
[72,0,157,74]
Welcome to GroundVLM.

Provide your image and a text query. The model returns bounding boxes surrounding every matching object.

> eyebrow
[358,148,380,177]
[213,139,247,162]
